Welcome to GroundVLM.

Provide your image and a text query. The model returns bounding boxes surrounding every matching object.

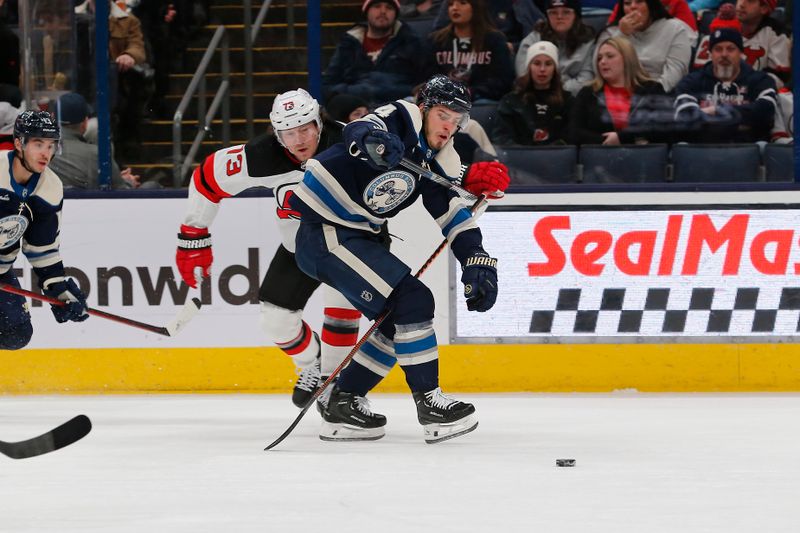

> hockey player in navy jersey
[176,89,377,408]
[0,110,89,350]
[290,75,510,443]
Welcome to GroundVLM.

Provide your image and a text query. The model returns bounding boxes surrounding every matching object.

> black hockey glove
[358,130,405,171]
[461,250,498,312]
[43,278,89,323]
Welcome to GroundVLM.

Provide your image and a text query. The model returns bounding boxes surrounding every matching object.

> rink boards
[5,190,800,393]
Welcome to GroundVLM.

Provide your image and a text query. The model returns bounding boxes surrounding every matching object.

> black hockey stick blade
[0,415,92,459]
[264,402,315,451]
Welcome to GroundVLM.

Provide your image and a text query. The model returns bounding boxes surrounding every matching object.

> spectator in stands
[569,36,666,145]
[323,0,424,104]
[515,0,596,96]
[493,41,573,145]
[324,93,371,124]
[0,0,19,87]
[423,0,516,102]
[0,101,17,150]
[432,0,543,49]
[48,92,143,189]
[75,0,148,160]
[607,0,697,35]
[400,0,441,18]
[134,1,190,118]
[597,0,693,92]
[693,0,790,88]
[674,27,777,143]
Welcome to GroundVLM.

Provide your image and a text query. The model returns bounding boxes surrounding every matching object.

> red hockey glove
[462,161,510,199]
[176,225,212,288]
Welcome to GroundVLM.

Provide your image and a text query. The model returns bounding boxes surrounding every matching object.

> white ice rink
[2,393,800,532]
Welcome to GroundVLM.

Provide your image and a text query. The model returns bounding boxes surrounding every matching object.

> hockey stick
[265,194,487,451]
[0,283,201,337]
[0,414,92,459]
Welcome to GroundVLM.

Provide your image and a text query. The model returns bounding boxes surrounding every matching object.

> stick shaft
[0,282,170,336]
[265,195,487,450]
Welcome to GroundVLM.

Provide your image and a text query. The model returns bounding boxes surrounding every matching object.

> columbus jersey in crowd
[184,127,341,252]
[291,100,482,257]
[0,150,66,287]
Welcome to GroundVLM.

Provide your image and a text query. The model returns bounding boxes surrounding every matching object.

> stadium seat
[403,17,435,40]
[670,144,762,183]
[468,102,498,132]
[763,144,794,182]
[496,145,578,185]
[580,144,668,183]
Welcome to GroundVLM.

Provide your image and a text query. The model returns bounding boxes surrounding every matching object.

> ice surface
[2,393,799,532]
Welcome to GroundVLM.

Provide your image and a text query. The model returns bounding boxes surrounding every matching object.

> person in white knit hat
[491,40,574,146]
[514,0,596,95]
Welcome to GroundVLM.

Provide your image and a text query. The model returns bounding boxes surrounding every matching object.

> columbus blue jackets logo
[364,171,415,213]
[0,214,28,248]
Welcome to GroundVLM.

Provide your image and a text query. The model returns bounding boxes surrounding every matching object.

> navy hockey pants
[295,222,440,393]
[0,270,33,350]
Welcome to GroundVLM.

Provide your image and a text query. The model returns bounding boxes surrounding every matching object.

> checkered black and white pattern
[529,287,800,335]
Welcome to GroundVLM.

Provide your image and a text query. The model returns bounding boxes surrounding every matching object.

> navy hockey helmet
[418,75,472,117]
[13,110,60,143]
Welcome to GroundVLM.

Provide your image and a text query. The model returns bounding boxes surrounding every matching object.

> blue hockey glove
[359,130,405,170]
[43,278,89,323]
[461,250,498,312]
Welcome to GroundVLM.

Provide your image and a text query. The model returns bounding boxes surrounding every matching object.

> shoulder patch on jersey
[0,213,28,249]
[363,170,415,213]
[395,99,423,133]
[34,167,64,206]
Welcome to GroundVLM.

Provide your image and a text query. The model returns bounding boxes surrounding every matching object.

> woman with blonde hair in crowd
[493,41,574,145]
[568,36,666,145]
[596,0,693,92]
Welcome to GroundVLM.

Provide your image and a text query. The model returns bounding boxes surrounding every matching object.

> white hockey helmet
[269,89,322,144]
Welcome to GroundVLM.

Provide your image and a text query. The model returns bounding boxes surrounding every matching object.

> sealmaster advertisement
[455,207,800,341]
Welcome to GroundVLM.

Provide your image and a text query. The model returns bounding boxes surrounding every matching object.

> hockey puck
[556,459,576,467]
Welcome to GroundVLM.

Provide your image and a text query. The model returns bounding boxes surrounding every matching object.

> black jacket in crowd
[491,89,574,145]
[567,80,669,145]
[673,61,778,143]
[423,31,516,102]
[322,21,425,104]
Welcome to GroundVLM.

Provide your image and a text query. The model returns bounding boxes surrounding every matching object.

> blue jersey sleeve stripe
[441,207,471,238]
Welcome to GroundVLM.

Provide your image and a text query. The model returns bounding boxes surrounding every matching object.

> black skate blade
[425,420,478,445]
[0,415,92,459]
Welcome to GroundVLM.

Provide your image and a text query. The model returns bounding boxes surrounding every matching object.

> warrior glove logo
[0,214,28,248]
[364,171,415,214]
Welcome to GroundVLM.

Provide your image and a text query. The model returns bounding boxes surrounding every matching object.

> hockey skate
[319,386,386,442]
[291,355,321,408]
[412,388,478,444]
[315,377,334,417]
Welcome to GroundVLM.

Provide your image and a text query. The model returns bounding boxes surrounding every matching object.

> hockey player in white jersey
[175,89,372,407]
